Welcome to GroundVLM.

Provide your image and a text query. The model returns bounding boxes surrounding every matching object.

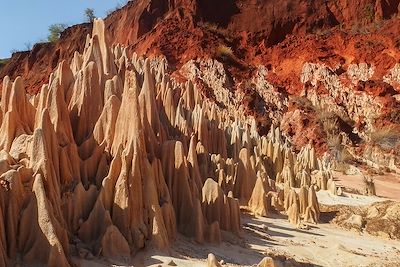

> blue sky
[0,1,127,58]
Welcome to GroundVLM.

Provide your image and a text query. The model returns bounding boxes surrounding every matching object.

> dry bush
[326,124,356,174]
[332,145,354,163]
[199,22,232,39]
[318,111,340,136]
[362,175,376,196]
[329,136,357,174]
[387,110,400,124]
[327,134,341,149]
[216,44,234,60]
[317,111,344,156]
[369,126,400,151]
[289,95,315,111]
[48,24,68,42]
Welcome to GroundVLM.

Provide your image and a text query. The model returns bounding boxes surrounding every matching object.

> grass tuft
[369,126,400,151]
[216,45,234,58]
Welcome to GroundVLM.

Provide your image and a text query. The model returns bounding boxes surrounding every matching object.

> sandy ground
[316,190,385,207]
[75,211,400,267]
[73,174,400,267]
[242,214,400,267]
[333,171,400,200]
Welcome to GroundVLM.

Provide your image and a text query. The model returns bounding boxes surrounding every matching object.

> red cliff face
[2,0,399,94]
[0,24,92,94]
[1,0,400,156]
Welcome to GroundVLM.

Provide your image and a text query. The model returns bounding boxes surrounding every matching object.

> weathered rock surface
[0,18,325,265]
[332,200,400,239]
[2,0,400,176]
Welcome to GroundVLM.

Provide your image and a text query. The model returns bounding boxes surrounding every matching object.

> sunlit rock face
[0,19,326,266]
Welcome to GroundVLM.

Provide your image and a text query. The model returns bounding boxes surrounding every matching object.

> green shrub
[48,23,68,43]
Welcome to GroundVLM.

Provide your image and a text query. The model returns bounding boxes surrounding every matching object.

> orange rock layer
[0,19,329,266]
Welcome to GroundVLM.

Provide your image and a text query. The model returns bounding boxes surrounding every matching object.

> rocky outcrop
[1,0,400,264]
[332,201,400,240]
[2,0,400,176]
[2,0,400,95]
[0,19,325,265]
[300,62,382,130]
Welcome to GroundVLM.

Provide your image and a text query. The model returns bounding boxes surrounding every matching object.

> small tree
[85,8,95,22]
[48,24,68,42]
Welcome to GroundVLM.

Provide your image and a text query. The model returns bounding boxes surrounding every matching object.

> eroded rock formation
[2,0,400,177]
[0,19,326,265]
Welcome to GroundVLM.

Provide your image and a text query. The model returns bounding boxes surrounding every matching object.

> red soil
[1,0,400,155]
[0,24,91,94]
[3,0,400,93]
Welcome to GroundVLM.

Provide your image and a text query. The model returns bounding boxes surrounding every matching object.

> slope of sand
[242,214,400,267]
[73,211,400,267]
